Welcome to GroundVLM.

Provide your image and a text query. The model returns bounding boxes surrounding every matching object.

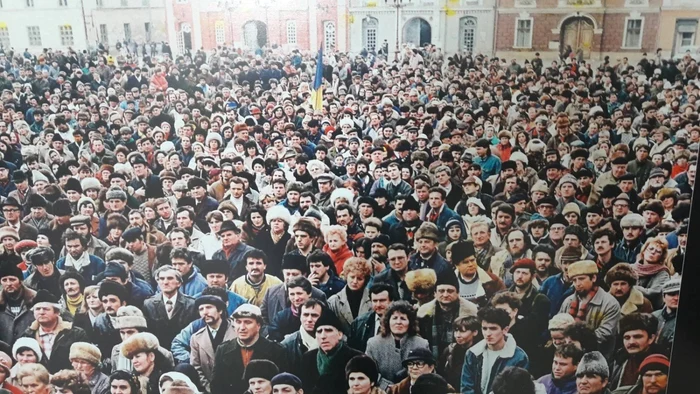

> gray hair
[154,265,182,284]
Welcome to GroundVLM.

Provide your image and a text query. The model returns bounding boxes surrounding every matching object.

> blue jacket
[540,274,574,318]
[128,276,154,308]
[178,266,208,297]
[315,275,346,299]
[409,252,451,276]
[537,374,577,394]
[56,254,105,285]
[461,335,529,394]
[171,318,206,364]
[426,206,464,241]
[473,154,501,181]
[212,243,256,284]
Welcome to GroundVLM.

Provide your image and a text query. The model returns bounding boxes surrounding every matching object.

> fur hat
[163,380,195,394]
[406,269,437,292]
[187,176,208,190]
[69,342,101,366]
[548,313,576,331]
[314,309,345,333]
[411,373,450,394]
[605,263,638,286]
[121,332,159,359]
[510,151,528,165]
[243,359,279,382]
[80,177,101,191]
[642,200,665,217]
[281,254,308,274]
[64,177,83,194]
[99,280,128,302]
[266,205,292,225]
[330,187,355,207]
[656,188,678,201]
[0,227,19,242]
[451,240,476,265]
[292,217,319,237]
[114,305,147,329]
[435,269,459,289]
[576,351,609,379]
[27,193,47,209]
[32,289,60,310]
[562,202,581,217]
[52,198,72,216]
[415,222,440,242]
[345,355,379,384]
[106,187,127,201]
[620,213,645,228]
[567,260,598,278]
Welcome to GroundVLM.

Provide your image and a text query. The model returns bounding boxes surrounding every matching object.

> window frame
[286,20,297,45]
[323,21,336,50]
[459,16,477,53]
[0,27,10,49]
[99,23,109,44]
[27,26,41,46]
[215,21,225,46]
[59,25,74,46]
[622,17,644,49]
[513,17,533,49]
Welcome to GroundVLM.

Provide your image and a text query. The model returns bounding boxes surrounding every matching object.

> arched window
[459,17,477,53]
[362,16,378,51]
[178,23,192,53]
[324,21,336,51]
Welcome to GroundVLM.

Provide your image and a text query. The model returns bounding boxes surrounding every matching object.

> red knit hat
[638,354,670,375]
[14,240,38,254]
[510,258,537,273]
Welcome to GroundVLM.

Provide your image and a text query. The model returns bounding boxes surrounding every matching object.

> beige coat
[190,318,237,391]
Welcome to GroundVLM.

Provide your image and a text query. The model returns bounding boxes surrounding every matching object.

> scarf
[568,286,599,321]
[65,252,90,272]
[317,341,344,376]
[299,328,318,352]
[633,262,670,278]
[66,294,84,316]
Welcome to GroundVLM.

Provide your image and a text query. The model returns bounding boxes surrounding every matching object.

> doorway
[560,16,594,59]
[243,20,268,49]
[403,18,431,47]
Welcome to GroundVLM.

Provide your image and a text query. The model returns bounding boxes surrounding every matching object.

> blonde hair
[324,225,348,244]
[640,236,671,270]
[17,363,50,385]
[341,257,371,280]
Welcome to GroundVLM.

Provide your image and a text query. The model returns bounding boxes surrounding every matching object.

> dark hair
[619,313,659,337]
[63,229,87,247]
[335,203,355,217]
[427,187,446,200]
[175,207,196,221]
[388,243,409,254]
[300,191,315,201]
[564,224,586,244]
[168,227,191,242]
[591,228,617,245]
[491,292,522,311]
[491,367,535,394]
[532,244,556,261]
[287,276,312,295]
[201,286,228,311]
[301,298,327,311]
[506,228,531,250]
[563,322,599,353]
[109,370,141,394]
[477,307,511,329]
[307,249,333,267]
[553,343,585,365]
[169,247,192,263]
[244,248,268,265]
[381,301,418,337]
[369,283,396,301]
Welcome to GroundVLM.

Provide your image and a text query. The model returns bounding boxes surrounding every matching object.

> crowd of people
[0,40,693,394]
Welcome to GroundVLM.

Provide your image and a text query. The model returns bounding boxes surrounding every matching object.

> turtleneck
[346,286,365,319]
[66,294,84,316]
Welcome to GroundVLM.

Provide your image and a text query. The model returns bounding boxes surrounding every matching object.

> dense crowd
[0,41,693,394]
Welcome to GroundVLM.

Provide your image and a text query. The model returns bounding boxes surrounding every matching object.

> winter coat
[300,343,364,394]
[0,286,36,344]
[559,288,621,358]
[22,318,89,373]
[609,343,667,390]
[230,274,283,307]
[190,318,237,391]
[373,268,412,302]
[328,286,373,333]
[386,377,456,394]
[211,337,287,394]
[212,243,256,283]
[408,252,452,276]
[633,264,671,310]
[56,254,106,285]
[366,334,430,382]
[347,311,380,352]
[93,312,122,362]
[540,274,574,318]
[461,334,529,394]
[260,283,327,325]
[417,298,478,358]
[536,374,577,394]
[619,288,653,316]
[458,267,505,308]
[279,331,311,376]
[250,231,292,279]
[652,308,676,354]
[142,292,198,351]
[179,266,208,297]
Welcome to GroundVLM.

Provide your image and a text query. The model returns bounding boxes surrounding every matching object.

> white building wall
[0,1,89,52]
[347,0,495,56]
[85,0,168,48]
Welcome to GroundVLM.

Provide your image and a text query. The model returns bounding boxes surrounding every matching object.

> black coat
[23,320,89,373]
[72,311,96,340]
[300,344,363,394]
[347,311,378,352]
[268,308,299,342]
[142,293,198,350]
[211,337,287,394]
[251,231,292,279]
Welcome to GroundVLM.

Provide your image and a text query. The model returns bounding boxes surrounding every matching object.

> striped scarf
[568,287,598,322]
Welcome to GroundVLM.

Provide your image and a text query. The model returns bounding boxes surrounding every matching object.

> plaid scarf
[568,286,599,322]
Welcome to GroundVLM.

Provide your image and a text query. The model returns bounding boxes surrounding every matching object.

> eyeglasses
[2,208,19,213]
[406,361,427,368]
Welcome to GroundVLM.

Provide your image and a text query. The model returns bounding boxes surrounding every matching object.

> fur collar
[0,286,36,308]
[28,317,73,333]
[417,298,477,319]
[620,288,646,315]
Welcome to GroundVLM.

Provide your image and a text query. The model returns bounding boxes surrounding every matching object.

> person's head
[638,354,669,394]
[478,307,511,347]
[109,370,140,394]
[244,359,279,394]
[470,221,491,247]
[549,313,576,349]
[64,229,88,259]
[604,263,637,299]
[195,290,227,327]
[314,311,345,352]
[640,236,668,265]
[17,363,51,394]
[345,355,380,394]
[323,225,347,252]
[491,367,536,394]
[415,222,440,256]
[270,373,303,394]
[510,258,536,289]
[575,351,609,394]
[69,342,101,379]
[287,277,312,310]
[244,249,268,281]
[369,283,394,317]
[552,344,585,381]
[563,322,599,353]
[342,258,371,291]
[380,300,417,337]
[661,277,680,311]
[28,247,57,278]
[453,316,480,346]
[99,280,128,315]
[299,299,325,334]
[567,260,598,295]
[232,304,264,343]
[154,265,183,295]
[434,269,460,307]
[620,313,659,355]
[401,348,436,383]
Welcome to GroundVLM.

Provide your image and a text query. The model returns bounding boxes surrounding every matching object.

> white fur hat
[266,205,292,225]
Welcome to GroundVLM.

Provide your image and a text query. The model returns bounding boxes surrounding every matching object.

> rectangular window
[121,0,128,6]
[515,18,532,48]
[124,23,132,40]
[324,21,336,50]
[215,21,225,45]
[26,0,34,6]
[145,22,151,41]
[681,32,695,47]
[366,27,377,51]
[96,0,103,6]
[27,26,41,46]
[59,0,68,5]
[60,25,74,46]
[624,18,643,48]
[0,27,10,49]
[286,20,297,45]
[99,24,108,44]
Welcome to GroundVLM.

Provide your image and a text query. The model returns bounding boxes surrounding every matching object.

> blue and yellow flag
[311,46,324,111]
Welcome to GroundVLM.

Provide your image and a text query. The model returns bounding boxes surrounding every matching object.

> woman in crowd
[328,257,373,332]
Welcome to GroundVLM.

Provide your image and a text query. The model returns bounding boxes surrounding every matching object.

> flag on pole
[312,46,324,111]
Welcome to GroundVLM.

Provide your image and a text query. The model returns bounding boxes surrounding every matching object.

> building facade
[164,0,341,56]
[0,0,89,52]
[659,0,700,57]
[346,0,496,56]
[495,0,662,62]
[86,0,169,49]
